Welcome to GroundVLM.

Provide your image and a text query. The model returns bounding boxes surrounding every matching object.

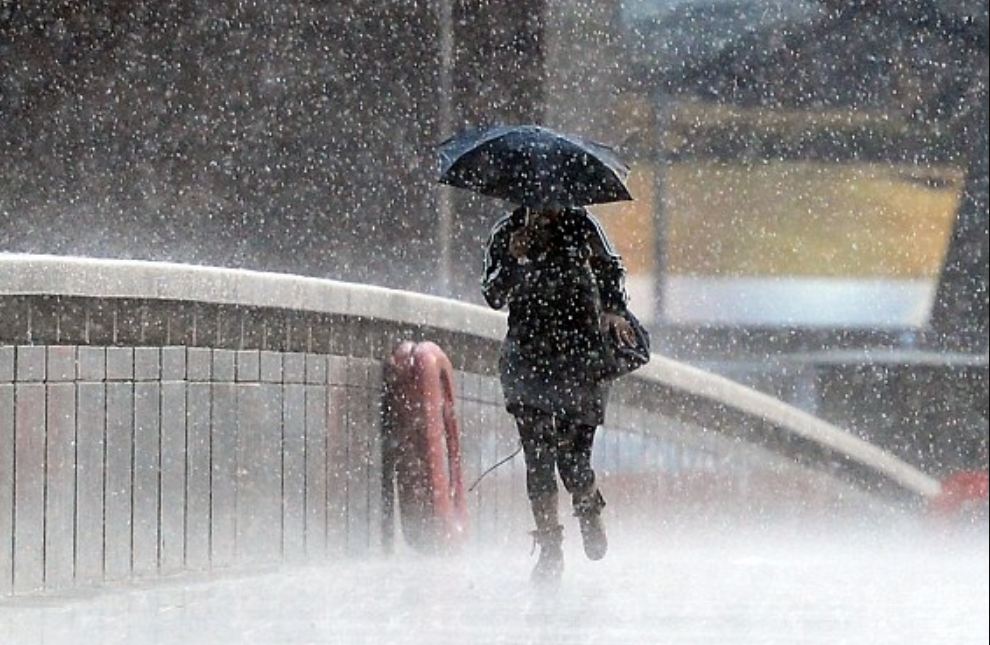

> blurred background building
[1,0,987,475]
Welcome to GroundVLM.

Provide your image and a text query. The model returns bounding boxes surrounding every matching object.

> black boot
[573,488,607,561]
[529,493,563,584]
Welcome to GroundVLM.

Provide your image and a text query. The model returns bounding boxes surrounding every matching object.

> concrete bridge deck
[3,526,986,645]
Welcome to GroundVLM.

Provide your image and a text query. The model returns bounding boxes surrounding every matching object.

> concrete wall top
[0,253,941,499]
[0,253,507,341]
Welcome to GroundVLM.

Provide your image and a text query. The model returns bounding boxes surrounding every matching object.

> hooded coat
[482,206,628,426]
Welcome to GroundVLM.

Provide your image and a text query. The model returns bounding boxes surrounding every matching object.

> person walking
[482,203,637,583]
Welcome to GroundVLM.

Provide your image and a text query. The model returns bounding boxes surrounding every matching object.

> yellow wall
[582,159,961,283]
[660,161,959,278]
[591,164,656,275]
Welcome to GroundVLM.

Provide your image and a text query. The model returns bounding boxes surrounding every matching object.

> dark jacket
[482,206,628,426]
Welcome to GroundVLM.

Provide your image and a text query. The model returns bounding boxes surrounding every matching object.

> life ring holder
[382,341,468,552]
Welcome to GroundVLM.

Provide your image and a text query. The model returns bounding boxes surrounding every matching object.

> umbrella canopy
[438,125,633,209]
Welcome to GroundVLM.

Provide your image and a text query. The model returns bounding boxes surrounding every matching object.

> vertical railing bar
[41,349,49,587]
[72,348,79,581]
[207,348,214,568]
[128,347,136,574]
[10,347,18,592]
[279,355,286,560]
[101,348,108,581]
[365,378,373,551]
[324,372,331,553]
[302,370,309,554]
[156,348,163,572]
[232,362,239,561]
[343,358,351,553]
[182,348,189,568]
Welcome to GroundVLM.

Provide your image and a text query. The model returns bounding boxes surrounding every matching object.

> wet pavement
[3,524,986,645]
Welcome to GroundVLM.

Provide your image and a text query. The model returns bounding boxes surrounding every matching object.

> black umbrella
[437,125,633,208]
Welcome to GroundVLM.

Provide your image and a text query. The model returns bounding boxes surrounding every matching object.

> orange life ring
[383,341,468,552]
[929,470,989,521]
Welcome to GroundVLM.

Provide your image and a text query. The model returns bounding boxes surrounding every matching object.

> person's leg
[514,408,563,582]
[516,408,559,500]
[556,419,597,494]
[556,419,607,560]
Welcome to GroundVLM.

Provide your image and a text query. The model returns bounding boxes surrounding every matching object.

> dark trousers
[514,407,598,500]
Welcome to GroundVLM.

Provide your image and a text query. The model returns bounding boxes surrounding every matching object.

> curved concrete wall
[0,345,387,596]
[0,254,940,495]
[0,254,941,597]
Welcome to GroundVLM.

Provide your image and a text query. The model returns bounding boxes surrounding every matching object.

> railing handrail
[0,252,942,498]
